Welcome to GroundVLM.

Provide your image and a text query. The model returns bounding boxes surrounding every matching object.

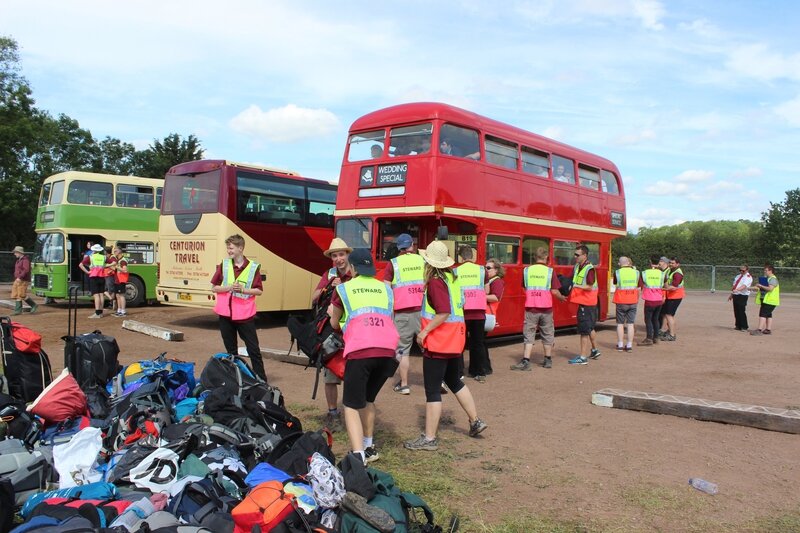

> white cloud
[628,207,685,231]
[726,44,800,82]
[774,95,800,127]
[542,126,565,140]
[704,180,744,194]
[678,19,721,39]
[631,0,665,31]
[675,170,714,183]
[228,104,339,143]
[613,128,657,146]
[731,167,763,179]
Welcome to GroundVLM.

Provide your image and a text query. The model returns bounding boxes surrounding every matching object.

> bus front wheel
[125,277,146,307]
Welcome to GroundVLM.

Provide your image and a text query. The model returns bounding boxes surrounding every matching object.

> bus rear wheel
[125,277,146,307]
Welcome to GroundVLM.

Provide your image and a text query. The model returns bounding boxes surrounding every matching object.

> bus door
[69,234,103,294]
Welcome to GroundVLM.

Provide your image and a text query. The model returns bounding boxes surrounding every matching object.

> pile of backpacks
[0,316,448,533]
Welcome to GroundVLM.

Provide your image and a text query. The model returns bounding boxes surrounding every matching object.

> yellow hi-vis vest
[756,275,780,306]
[455,262,486,311]
[613,267,639,304]
[390,253,425,310]
[336,276,399,358]
[641,268,665,302]
[213,258,259,321]
[421,272,465,354]
[569,262,598,306]
[523,264,553,308]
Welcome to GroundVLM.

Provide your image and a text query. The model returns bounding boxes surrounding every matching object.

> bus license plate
[178,293,191,301]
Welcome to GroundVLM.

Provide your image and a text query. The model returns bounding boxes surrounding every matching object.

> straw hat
[91,244,104,252]
[323,237,353,258]
[419,240,454,268]
[13,246,25,254]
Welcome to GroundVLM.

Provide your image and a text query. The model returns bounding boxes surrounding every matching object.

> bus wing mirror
[436,226,449,240]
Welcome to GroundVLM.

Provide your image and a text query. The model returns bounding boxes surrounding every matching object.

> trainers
[657,330,667,339]
[763,329,772,335]
[616,345,624,352]
[663,334,676,341]
[474,375,486,383]
[468,418,488,437]
[393,383,411,395]
[88,313,103,319]
[568,356,588,365]
[750,329,763,336]
[404,434,439,451]
[364,446,380,464]
[542,356,552,369]
[637,338,654,346]
[324,411,344,433]
[624,345,632,352]
[341,491,395,533]
[510,359,532,371]
[589,348,601,360]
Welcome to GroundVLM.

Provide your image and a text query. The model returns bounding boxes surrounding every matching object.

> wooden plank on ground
[122,319,184,341]
[0,299,31,311]
[239,346,310,366]
[592,388,800,435]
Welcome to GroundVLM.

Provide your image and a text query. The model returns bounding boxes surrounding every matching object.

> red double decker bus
[334,102,626,334]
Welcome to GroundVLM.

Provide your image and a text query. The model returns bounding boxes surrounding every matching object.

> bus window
[162,171,220,214]
[39,182,52,207]
[336,218,372,249]
[389,123,433,157]
[601,170,620,195]
[51,180,65,204]
[485,135,518,170]
[348,130,386,162]
[554,240,600,265]
[551,155,575,184]
[440,124,480,160]
[378,220,420,260]
[116,241,155,264]
[578,165,600,190]
[34,232,65,264]
[486,235,519,265]
[238,173,305,225]
[307,186,336,228]
[67,180,113,206]
[156,187,163,209]
[521,147,549,178]
[522,236,549,264]
[116,184,155,208]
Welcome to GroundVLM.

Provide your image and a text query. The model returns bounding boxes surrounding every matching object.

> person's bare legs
[453,386,479,424]
[424,401,442,439]
[397,355,410,387]
[344,406,364,455]
[325,383,338,411]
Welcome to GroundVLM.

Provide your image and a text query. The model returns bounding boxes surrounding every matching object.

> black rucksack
[166,474,239,530]
[271,429,335,477]
[62,331,121,390]
[1,317,53,403]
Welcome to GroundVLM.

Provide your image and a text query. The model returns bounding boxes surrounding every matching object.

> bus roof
[167,159,336,186]
[43,170,161,186]
[349,102,619,172]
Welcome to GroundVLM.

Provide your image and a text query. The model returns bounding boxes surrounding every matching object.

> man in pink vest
[210,234,267,382]
[511,247,566,371]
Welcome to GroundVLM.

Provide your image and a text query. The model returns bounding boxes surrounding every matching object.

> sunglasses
[485,265,495,269]
[574,253,582,257]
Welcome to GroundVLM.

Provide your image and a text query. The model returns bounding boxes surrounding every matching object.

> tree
[135,133,205,178]
[760,188,800,267]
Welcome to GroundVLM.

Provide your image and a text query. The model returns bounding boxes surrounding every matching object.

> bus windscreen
[162,171,221,215]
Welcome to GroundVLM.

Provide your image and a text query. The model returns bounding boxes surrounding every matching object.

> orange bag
[10,322,42,354]
[232,480,296,532]
[324,350,345,380]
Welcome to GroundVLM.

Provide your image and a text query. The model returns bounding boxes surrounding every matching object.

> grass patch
[740,511,800,533]
[621,485,703,513]
[474,512,600,533]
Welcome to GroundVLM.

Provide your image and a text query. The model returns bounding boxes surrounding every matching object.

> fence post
[711,265,716,293]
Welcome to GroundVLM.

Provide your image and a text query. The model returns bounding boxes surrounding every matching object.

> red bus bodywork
[335,103,626,334]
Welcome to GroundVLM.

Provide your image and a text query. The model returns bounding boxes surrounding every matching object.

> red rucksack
[10,322,42,354]
[232,480,297,532]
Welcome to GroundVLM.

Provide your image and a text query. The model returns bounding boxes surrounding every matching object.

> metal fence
[681,264,800,293]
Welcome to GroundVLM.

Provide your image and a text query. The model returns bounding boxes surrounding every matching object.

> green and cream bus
[32,171,162,306]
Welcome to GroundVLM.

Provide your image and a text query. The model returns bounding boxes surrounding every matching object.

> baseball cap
[395,233,413,250]
[348,248,376,276]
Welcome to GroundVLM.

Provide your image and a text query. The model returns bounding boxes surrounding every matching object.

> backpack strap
[400,492,436,525]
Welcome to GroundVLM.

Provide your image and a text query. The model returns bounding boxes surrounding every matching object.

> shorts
[615,303,637,324]
[11,279,29,300]
[105,276,116,293]
[422,356,464,402]
[523,310,555,345]
[114,282,127,295]
[342,357,399,409]
[323,367,341,385]
[758,303,776,318]
[576,305,597,335]
[89,277,106,295]
[394,311,421,358]
[661,298,682,316]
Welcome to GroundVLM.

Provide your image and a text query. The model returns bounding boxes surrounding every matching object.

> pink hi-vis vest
[390,253,425,310]
[336,276,399,358]
[213,258,259,321]
[524,264,553,308]
[89,252,106,277]
[455,262,486,311]
[641,268,666,302]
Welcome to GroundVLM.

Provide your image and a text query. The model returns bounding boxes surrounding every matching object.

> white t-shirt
[732,272,752,295]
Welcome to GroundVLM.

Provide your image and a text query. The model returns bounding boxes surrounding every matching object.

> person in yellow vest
[111,246,129,318]
[80,243,108,319]
[210,234,267,382]
[568,245,601,365]
[404,240,487,451]
[751,264,779,335]
[612,256,640,352]
[312,237,354,432]
[455,245,491,382]
[381,233,425,395]
[658,256,684,341]
[512,247,566,371]
[328,248,399,465]
[638,255,666,346]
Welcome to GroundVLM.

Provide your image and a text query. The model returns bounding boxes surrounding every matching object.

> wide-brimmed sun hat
[91,244,104,252]
[419,240,454,269]
[323,237,353,258]
[13,246,25,254]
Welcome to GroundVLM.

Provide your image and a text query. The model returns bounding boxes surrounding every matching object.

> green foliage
[0,35,204,250]
[760,188,800,267]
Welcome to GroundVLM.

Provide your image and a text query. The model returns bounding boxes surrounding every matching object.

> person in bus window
[440,138,479,160]
[370,144,383,159]
[554,165,572,183]
[210,234,268,383]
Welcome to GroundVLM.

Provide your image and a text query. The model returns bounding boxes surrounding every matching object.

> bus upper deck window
[389,123,433,157]
[521,148,550,178]
[551,155,575,184]
[601,170,620,195]
[578,166,600,190]
[348,130,386,162]
[440,124,480,160]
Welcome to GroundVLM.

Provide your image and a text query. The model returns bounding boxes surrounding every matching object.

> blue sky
[4,0,800,232]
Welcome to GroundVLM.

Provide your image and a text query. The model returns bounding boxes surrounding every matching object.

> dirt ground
[6,291,799,531]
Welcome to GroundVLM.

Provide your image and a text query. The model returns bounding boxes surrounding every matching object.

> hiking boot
[663,334,676,341]
[468,418,488,437]
[341,491,395,533]
[568,356,588,365]
[510,359,532,371]
[364,446,380,464]
[393,383,411,395]
[542,356,552,369]
[324,411,343,433]
[637,338,654,346]
[404,434,439,451]
[657,330,667,340]
[589,348,601,360]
